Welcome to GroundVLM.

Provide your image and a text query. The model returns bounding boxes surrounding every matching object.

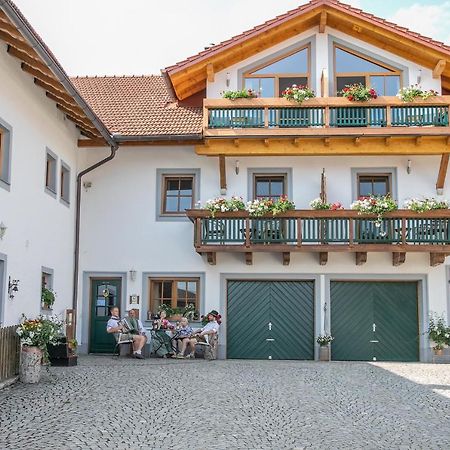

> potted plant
[168,307,183,321]
[16,314,63,383]
[340,84,378,102]
[317,334,334,361]
[41,287,56,310]
[350,194,397,228]
[183,303,198,321]
[404,198,449,212]
[428,314,450,356]
[397,85,438,102]
[221,89,258,100]
[282,84,315,104]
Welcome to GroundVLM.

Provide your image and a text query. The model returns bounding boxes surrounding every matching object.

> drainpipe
[72,145,119,315]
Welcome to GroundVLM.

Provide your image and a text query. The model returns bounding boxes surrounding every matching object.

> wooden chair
[195,332,219,360]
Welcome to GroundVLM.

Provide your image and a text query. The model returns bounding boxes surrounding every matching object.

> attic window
[334,45,401,96]
[244,46,310,98]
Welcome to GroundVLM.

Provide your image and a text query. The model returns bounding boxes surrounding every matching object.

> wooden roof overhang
[0,4,113,145]
[164,0,450,100]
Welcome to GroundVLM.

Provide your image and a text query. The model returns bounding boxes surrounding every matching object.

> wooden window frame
[149,277,200,316]
[0,130,3,180]
[357,173,392,198]
[243,45,311,97]
[161,174,196,216]
[333,44,402,95]
[253,173,287,200]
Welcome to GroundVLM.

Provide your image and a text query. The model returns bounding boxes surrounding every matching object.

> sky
[11,0,450,77]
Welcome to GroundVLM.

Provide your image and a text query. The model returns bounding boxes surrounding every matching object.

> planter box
[319,345,330,361]
[47,338,77,367]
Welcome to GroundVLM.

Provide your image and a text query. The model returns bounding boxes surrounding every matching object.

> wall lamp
[0,222,6,240]
[226,72,231,87]
[406,159,412,174]
[8,276,19,300]
[235,160,240,175]
[129,269,137,282]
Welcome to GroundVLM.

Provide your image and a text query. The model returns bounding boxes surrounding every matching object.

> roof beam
[433,59,447,79]
[35,78,80,108]
[319,11,327,33]
[55,104,98,133]
[22,63,66,96]
[7,45,53,77]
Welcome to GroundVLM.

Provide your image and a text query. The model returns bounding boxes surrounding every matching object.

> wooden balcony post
[297,218,302,247]
[195,217,202,248]
[324,106,330,128]
[401,217,407,245]
[245,217,251,248]
[203,104,209,130]
[349,218,354,245]
[264,106,269,128]
[386,105,392,127]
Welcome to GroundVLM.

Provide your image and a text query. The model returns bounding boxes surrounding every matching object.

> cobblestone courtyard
[2,357,450,449]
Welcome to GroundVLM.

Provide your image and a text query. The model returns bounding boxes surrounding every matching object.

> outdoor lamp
[129,269,137,282]
[0,222,6,240]
[8,277,19,300]
[406,160,412,174]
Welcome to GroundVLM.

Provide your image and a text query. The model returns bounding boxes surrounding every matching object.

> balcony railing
[203,97,450,136]
[186,209,450,266]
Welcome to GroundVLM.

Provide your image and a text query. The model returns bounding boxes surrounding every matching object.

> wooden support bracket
[282,252,290,266]
[207,252,216,265]
[219,155,227,193]
[355,252,367,266]
[245,252,253,265]
[319,252,328,266]
[433,59,446,79]
[392,252,406,267]
[323,138,330,147]
[430,253,446,267]
[206,63,215,82]
[436,154,449,193]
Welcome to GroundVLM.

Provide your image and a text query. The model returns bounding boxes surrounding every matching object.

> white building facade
[2,0,450,362]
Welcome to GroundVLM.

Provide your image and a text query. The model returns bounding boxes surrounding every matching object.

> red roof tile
[71,75,203,137]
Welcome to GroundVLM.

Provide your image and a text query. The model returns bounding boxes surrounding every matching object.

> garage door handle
[369,340,379,343]
[266,338,275,342]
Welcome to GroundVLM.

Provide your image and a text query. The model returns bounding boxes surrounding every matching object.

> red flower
[348,95,354,101]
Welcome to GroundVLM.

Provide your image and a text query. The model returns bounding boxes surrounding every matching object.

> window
[41,267,54,310]
[254,174,286,201]
[161,175,195,215]
[334,45,401,96]
[45,149,57,195]
[149,278,199,316]
[357,174,391,198]
[244,46,310,98]
[0,121,12,189]
[60,162,70,204]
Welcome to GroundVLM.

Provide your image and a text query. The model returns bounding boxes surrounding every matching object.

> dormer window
[334,45,401,96]
[244,46,310,98]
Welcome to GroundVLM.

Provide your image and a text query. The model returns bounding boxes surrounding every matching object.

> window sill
[0,178,10,192]
[156,214,190,222]
[45,187,57,199]
[60,197,70,208]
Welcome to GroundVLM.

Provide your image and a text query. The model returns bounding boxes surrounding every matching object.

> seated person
[106,306,146,359]
[190,310,221,347]
[174,317,195,359]
[125,309,148,342]
[152,309,175,357]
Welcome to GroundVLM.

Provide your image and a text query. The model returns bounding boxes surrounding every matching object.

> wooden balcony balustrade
[203,96,450,138]
[186,209,450,267]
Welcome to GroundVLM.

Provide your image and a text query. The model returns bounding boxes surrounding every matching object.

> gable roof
[164,0,450,100]
[0,0,115,145]
[71,75,203,139]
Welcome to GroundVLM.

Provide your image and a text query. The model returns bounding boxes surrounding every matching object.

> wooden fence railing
[0,325,20,383]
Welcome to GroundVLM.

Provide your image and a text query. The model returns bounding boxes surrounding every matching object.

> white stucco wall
[77,145,450,357]
[207,26,441,98]
[0,42,79,325]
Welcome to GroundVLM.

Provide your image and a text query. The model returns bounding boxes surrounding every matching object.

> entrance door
[89,278,122,353]
[227,280,314,360]
[330,281,419,361]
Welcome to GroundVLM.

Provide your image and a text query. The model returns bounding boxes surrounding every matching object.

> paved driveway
[2,357,450,449]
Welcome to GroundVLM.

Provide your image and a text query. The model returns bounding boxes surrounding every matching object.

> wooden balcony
[186,209,450,267]
[204,96,450,136]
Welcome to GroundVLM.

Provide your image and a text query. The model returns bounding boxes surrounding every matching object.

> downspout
[72,144,119,314]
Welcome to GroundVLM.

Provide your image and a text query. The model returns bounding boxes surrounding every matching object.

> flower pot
[319,345,330,362]
[20,346,43,384]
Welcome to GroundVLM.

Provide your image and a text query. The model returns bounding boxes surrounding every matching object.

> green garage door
[330,281,419,362]
[227,280,314,360]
